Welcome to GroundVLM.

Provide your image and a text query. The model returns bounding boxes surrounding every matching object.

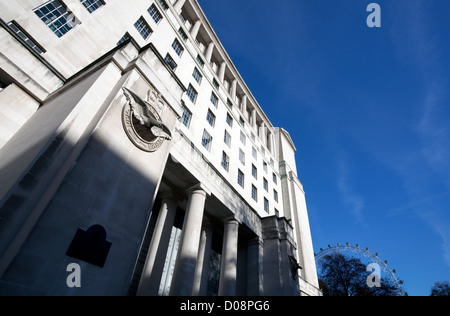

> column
[218,62,226,83]
[241,95,248,115]
[190,20,202,39]
[218,219,239,296]
[137,194,178,296]
[252,109,257,130]
[247,237,264,296]
[192,219,213,296]
[170,185,209,296]
[205,42,214,63]
[230,79,237,100]
[174,0,186,13]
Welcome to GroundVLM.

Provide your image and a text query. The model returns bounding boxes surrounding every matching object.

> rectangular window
[252,164,258,180]
[263,162,268,173]
[206,109,216,127]
[178,27,188,42]
[227,99,233,110]
[240,131,246,145]
[252,147,257,160]
[186,84,198,104]
[239,149,245,165]
[274,190,279,203]
[202,130,213,151]
[172,38,184,56]
[212,79,219,90]
[196,55,205,68]
[210,92,219,108]
[165,53,177,71]
[263,178,268,192]
[224,130,231,148]
[157,0,169,10]
[80,0,104,13]
[273,172,277,184]
[180,106,192,127]
[226,113,233,127]
[264,198,269,213]
[135,17,152,40]
[148,4,163,24]
[252,185,258,202]
[34,0,77,38]
[238,170,245,188]
[221,152,230,172]
[117,32,131,45]
[192,68,202,84]
[7,22,45,54]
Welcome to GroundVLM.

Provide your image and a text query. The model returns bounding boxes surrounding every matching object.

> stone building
[0,0,321,296]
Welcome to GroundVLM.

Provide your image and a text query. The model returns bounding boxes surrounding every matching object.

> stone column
[205,42,214,63]
[170,185,209,296]
[218,62,226,83]
[252,109,257,130]
[241,95,247,114]
[192,219,213,296]
[190,20,202,39]
[174,0,186,13]
[247,237,264,296]
[137,194,178,296]
[230,79,237,101]
[218,219,239,296]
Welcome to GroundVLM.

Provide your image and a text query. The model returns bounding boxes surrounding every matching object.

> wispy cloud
[337,154,365,225]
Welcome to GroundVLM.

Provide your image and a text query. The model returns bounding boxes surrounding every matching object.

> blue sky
[198,0,450,295]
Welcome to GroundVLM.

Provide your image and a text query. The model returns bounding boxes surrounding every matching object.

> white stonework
[0,0,321,296]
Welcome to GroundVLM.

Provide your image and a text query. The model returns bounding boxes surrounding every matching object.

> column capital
[188,183,211,196]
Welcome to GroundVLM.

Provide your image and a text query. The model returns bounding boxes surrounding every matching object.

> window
[240,131,246,145]
[273,173,277,184]
[7,22,45,54]
[252,147,257,160]
[148,4,163,24]
[210,92,219,108]
[117,32,131,45]
[224,130,231,148]
[252,185,258,202]
[238,170,245,188]
[264,198,269,213]
[239,149,245,165]
[196,55,205,68]
[226,113,233,127]
[227,99,233,110]
[252,164,258,180]
[263,178,268,192]
[34,0,77,38]
[239,116,245,126]
[275,208,280,217]
[206,109,216,127]
[80,0,104,13]
[178,28,188,42]
[212,79,219,90]
[172,38,184,56]
[180,106,192,127]
[274,190,279,203]
[165,53,177,71]
[263,162,268,173]
[202,130,212,151]
[186,84,198,104]
[221,152,230,172]
[157,0,169,10]
[192,68,202,84]
[135,17,152,40]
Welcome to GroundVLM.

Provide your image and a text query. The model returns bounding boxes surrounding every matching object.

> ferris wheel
[315,243,406,296]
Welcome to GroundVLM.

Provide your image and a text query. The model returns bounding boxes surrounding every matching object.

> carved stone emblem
[122,87,172,152]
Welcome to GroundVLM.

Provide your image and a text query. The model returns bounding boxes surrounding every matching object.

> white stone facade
[0,0,321,296]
